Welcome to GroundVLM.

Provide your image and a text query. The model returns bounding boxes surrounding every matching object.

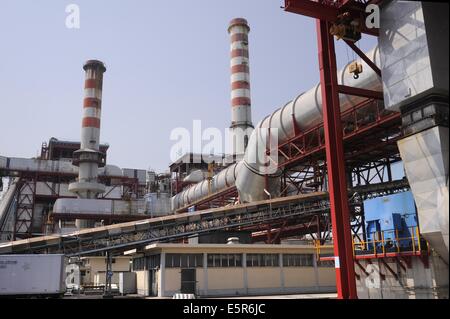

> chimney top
[228,18,250,33]
[83,60,107,72]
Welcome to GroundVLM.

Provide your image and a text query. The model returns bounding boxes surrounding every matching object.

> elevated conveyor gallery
[0,178,410,257]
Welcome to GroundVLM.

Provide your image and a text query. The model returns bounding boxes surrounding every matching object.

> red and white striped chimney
[228,18,253,158]
[69,60,107,201]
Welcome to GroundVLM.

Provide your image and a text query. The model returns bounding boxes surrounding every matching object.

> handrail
[315,226,427,260]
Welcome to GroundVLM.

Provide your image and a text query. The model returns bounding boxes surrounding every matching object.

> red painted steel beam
[284,0,339,21]
[345,134,400,159]
[367,0,384,6]
[284,0,379,36]
[344,40,381,77]
[354,251,424,260]
[316,19,357,299]
[277,104,400,170]
[338,85,383,100]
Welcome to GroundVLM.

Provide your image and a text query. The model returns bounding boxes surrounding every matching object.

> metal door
[148,269,158,296]
[151,269,158,296]
[180,268,196,294]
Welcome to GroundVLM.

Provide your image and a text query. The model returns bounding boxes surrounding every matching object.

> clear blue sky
[0,0,377,172]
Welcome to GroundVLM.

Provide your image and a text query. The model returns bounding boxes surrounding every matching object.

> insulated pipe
[69,60,107,200]
[229,18,254,157]
[171,163,240,210]
[172,46,381,210]
[236,46,381,202]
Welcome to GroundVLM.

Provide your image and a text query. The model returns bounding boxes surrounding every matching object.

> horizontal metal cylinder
[172,46,382,209]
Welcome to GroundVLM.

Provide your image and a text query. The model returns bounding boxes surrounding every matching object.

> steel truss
[1,178,410,257]
[175,186,238,214]
[0,168,143,238]
[1,193,329,256]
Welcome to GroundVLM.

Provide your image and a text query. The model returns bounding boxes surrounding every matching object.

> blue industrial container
[363,191,418,252]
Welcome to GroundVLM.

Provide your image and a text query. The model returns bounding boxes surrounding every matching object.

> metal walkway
[0,192,329,256]
[0,179,409,257]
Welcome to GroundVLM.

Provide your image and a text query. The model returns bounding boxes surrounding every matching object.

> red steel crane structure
[283,0,383,299]
[170,0,411,299]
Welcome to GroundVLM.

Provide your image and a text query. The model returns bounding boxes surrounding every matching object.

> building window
[282,254,314,267]
[221,254,229,267]
[147,254,161,269]
[207,254,214,267]
[132,257,145,271]
[165,254,203,268]
[181,255,189,268]
[235,254,242,267]
[207,254,243,267]
[246,254,279,267]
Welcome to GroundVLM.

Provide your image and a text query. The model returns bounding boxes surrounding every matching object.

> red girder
[189,107,400,221]
[354,251,424,260]
[284,0,379,36]
[284,0,339,21]
[316,18,357,299]
[319,250,427,262]
[338,85,383,100]
[277,99,401,169]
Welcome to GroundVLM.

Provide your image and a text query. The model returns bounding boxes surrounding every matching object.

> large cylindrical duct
[171,162,240,210]
[228,18,254,157]
[172,46,381,210]
[236,47,381,202]
[68,60,107,227]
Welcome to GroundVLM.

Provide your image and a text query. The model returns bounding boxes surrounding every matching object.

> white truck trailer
[0,254,66,298]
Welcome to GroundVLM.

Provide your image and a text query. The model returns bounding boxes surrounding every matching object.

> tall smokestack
[228,18,253,158]
[69,60,107,227]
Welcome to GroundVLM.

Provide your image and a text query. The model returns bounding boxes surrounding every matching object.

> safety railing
[353,226,428,256]
[314,226,428,260]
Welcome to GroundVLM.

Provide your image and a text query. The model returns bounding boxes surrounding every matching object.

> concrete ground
[63,292,337,299]
[207,293,337,299]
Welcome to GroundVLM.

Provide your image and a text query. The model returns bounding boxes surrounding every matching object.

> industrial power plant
[0,0,448,301]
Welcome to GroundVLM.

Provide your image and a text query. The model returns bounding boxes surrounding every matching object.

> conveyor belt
[0,192,329,256]
[0,179,410,256]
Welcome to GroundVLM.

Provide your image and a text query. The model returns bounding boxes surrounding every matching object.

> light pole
[263,188,272,219]
[103,251,114,299]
